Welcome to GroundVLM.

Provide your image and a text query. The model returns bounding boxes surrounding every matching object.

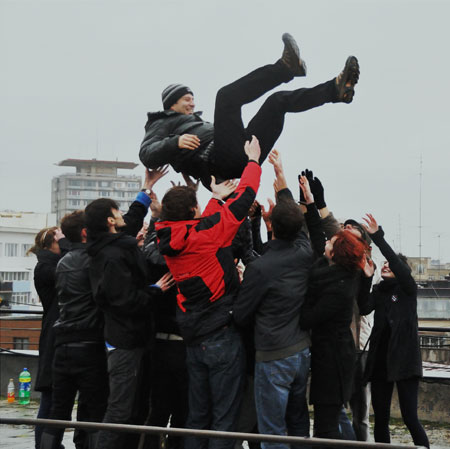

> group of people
[29,33,429,449]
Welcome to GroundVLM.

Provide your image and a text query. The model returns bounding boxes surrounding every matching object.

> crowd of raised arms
[29,33,429,449]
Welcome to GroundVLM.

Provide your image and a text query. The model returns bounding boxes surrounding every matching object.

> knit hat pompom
[162,84,193,110]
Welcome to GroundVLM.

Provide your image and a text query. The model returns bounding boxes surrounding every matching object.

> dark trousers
[36,389,53,449]
[185,326,246,449]
[41,342,108,449]
[142,339,188,449]
[371,378,430,448]
[349,351,370,441]
[212,61,337,179]
[96,347,151,449]
[313,404,342,441]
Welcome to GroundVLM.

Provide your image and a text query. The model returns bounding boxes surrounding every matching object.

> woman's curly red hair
[332,230,368,271]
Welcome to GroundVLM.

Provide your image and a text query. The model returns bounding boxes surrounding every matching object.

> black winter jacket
[87,197,158,349]
[300,259,365,406]
[234,197,323,361]
[139,110,214,182]
[359,228,423,382]
[33,249,62,391]
[88,232,159,349]
[53,243,104,346]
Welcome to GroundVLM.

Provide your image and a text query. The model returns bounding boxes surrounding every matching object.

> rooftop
[56,159,138,170]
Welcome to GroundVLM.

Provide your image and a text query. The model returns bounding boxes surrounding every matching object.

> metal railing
[0,417,426,449]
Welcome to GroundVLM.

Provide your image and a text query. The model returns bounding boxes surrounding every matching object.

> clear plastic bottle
[18,368,31,405]
[7,378,15,403]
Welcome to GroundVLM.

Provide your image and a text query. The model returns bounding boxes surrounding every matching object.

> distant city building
[0,211,57,309]
[51,158,142,222]
[408,256,450,281]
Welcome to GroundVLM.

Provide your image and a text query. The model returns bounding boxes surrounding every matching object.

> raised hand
[362,213,379,235]
[300,169,326,209]
[268,149,283,173]
[244,135,261,163]
[178,134,200,150]
[363,257,375,278]
[299,175,314,205]
[149,191,162,218]
[211,176,238,200]
[144,165,169,189]
[261,198,275,231]
[182,173,200,192]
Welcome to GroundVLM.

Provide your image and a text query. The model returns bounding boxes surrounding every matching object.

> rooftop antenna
[396,214,402,253]
[96,126,99,160]
[418,155,423,281]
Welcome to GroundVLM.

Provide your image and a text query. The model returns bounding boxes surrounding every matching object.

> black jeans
[371,378,429,448]
[96,347,151,449]
[142,339,188,449]
[41,342,108,449]
[212,60,337,179]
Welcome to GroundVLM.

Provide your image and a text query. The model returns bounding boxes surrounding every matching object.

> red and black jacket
[156,161,261,344]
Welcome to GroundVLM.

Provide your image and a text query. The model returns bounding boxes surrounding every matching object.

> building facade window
[13,337,29,350]
[11,292,31,304]
[100,191,110,197]
[21,244,32,256]
[68,179,82,187]
[100,181,110,187]
[127,182,140,189]
[85,180,96,187]
[70,199,81,206]
[5,243,18,257]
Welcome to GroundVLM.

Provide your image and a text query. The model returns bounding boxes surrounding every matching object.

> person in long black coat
[300,230,371,441]
[29,226,68,449]
[358,214,429,448]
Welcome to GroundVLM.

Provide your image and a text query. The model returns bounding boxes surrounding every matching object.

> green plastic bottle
[18,368,31,405]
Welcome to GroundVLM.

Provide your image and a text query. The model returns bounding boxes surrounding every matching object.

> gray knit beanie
[162,84,193,110]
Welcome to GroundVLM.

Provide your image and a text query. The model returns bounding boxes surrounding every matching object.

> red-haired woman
[359,214,429,448]
[28,226,68,449]
[300,228,372,441]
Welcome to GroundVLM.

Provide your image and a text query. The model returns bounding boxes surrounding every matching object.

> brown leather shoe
[336,56,360,103]
[281,33,307,77]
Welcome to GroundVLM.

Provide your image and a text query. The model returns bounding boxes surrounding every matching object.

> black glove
[299,169,326,209]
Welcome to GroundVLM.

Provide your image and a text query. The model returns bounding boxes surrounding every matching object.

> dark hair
[85,198,119,236]
[397,253,412,272]
[271,199,304,241]
[332,230,368,271]
[161,186,198,221]
[60,210,86,243]
[28,226,58,255]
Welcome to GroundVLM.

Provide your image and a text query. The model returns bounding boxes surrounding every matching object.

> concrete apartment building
[51,158,142,222]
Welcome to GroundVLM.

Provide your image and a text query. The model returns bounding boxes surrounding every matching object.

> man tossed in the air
[139,33,359,188]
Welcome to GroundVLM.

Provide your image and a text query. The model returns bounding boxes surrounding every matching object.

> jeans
[185,326,246,449]
[349,351,370,441]
[254,348,311,449]
[96,347,150,449]
[212,61,337,179]
[337,407,356,441]
[41,342,108,449]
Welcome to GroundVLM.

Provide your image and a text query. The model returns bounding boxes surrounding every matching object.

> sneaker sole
[282,33,307,76]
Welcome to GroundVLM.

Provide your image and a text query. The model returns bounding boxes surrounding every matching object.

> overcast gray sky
[1,0,449,263]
